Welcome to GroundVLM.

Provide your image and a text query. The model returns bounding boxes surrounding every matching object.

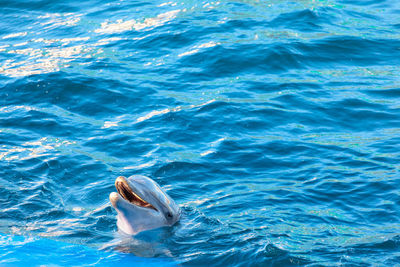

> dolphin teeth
[116,180,157,211]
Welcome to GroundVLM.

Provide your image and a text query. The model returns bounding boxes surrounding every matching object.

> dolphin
[109,175,180,235]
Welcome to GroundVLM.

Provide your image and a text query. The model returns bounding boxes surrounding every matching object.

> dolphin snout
[115,176,127,187]
[109,192,119,208]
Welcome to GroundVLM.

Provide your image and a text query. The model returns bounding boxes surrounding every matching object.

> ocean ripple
[1,0,400,265]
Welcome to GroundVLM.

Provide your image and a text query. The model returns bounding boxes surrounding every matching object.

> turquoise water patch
[0,233,176,266]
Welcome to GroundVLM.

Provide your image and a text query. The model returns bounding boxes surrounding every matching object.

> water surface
[1,0,400,265]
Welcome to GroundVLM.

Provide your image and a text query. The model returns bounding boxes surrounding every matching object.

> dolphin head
[109,175,180,235]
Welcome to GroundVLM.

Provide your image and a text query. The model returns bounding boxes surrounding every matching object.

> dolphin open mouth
[115,176,157,211]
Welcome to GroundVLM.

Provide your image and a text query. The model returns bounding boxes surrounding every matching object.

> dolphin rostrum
[109,175,180,235]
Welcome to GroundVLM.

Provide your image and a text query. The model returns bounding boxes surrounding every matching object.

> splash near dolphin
[109,175,180,235]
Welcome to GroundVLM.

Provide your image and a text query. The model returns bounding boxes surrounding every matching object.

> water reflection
[0,137,75,161]
[95,10,180,34]
[0,8,181,77]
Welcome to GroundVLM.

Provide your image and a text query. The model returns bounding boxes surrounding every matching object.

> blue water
[0,233,176,266]
[1,0,400,265]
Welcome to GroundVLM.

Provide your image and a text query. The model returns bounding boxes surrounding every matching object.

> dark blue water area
[1,0,400,265]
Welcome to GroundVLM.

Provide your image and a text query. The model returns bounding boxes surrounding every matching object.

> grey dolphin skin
[109,175,180,235]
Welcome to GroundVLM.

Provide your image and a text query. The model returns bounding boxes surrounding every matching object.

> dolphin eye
[166,212,173,219]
